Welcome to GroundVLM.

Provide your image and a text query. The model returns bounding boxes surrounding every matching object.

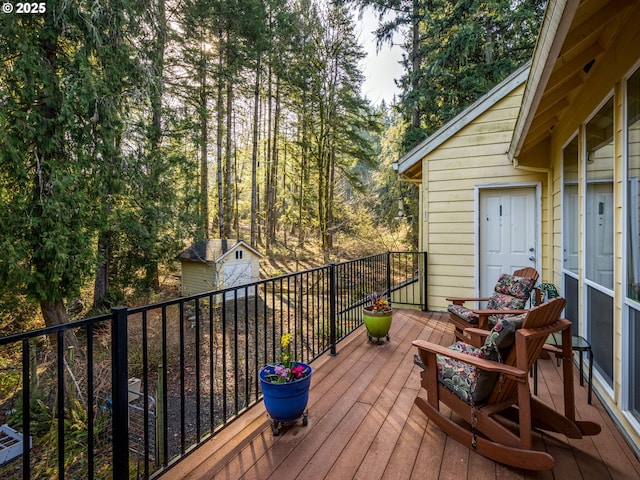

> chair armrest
[461,327,489,347]
[412,340,527,380]
[446,296,490,306]
[472,308,529,329]
[471,308,528,316]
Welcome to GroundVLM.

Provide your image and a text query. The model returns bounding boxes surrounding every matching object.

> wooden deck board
[159,310,640,480]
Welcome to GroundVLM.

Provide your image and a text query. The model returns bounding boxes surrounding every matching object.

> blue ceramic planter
[259,362,312,434]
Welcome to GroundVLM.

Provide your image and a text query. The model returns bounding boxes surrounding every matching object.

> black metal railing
[0,251,427,480]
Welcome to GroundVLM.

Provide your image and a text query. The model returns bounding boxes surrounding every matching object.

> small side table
[534,332,593,404]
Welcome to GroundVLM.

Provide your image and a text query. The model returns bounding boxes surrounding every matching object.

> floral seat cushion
[447,274,536,326]
[436,341,486,404]
[448,304,479,324]
[436,316,525,404]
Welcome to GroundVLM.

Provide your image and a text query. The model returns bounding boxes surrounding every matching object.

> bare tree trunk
[199,43,209,239]
[93,225,111,311]
[216,35,225,240]
[264,61,273,251]
[250,54,261,247]
[144,0,166,292]
[225,78,233,239]
[267,79,281,244]
[320,53,338,257]
[298,94,308,244]
[41,299,78,348]
[327,145,335,250]
[412,0,422,130]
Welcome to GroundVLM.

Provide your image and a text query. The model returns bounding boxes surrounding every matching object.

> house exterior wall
[181,262,217,296]
[413,0,640,458]
[421,84,547,311]
[542,19,640,454]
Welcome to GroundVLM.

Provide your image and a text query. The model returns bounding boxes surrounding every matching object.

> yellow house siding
[422,83,547,311]
[541,9,640,455]
[181,262,216,297]
[614,82,624,403]
[551,152,564,287]
[540,173,552,282]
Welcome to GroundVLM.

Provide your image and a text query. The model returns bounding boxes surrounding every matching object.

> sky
[355,8,405,106]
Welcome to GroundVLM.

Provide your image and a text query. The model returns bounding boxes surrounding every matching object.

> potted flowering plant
[259,333,312,435]
[362,292,393,344]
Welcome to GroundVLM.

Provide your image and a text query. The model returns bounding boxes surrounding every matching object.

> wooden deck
[160,310,640,480]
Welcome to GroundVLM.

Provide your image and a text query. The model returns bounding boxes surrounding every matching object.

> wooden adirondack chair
[447,267,542,341]
[412,297,601,470]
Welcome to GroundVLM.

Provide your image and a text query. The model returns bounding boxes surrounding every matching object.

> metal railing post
[422,252,428,311]
[386,252,392,301]
[111,306,129,479]
[21,339,30,480]
[329,263,337,355]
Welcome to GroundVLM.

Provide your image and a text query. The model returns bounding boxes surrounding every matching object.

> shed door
[479,187,537,297]
[223,262,254,299]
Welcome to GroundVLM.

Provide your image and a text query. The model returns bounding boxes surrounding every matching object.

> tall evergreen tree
[0,3,106,329]
[407,0,544,140]
[345,0,544,149]
[305,2,380,254]
[90,0,145,310]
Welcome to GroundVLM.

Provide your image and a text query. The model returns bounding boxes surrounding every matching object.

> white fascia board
[398,62,530,176]
[509,0,580,162]
[215,240,265,263]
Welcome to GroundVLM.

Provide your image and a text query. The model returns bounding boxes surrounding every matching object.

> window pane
[563,137,579,274]
[627,68,640,422]
[587,285,614,387]
[585,98,614,290]
[631,307,640,422]
[564,273,578,324]
[628,68,640,301]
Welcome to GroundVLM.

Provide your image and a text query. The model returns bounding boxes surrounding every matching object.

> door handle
[529,256,536,261]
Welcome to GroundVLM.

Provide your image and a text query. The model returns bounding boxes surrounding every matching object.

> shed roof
[177,239,263,264]
[397,61,530,180]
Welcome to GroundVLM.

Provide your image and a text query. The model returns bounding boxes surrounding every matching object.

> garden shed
[177,239,263,297]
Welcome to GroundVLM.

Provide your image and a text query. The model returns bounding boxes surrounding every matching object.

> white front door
[479,187,537,297]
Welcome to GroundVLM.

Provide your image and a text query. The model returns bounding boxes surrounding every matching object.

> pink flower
[291,365,305,379]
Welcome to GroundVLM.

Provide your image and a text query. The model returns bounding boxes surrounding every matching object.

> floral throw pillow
[486,292,525,310]
[437,341,485,404]
[481,316,526,362]
[488,312,526,329]
[493,273,536,300]
[437,312,527,404]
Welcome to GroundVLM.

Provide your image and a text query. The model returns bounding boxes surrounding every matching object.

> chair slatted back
[513,267,542,307]
[487,297,567,405]
[513,267,540,283]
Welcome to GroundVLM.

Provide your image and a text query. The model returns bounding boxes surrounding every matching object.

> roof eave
[509,0,581,164]
[216,240,265,263]
[398,62,530,177]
